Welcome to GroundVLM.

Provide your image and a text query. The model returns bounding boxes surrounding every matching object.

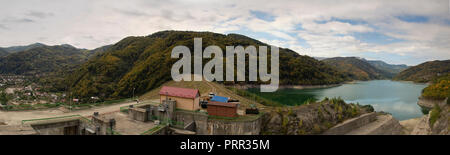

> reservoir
[247,80,428,120]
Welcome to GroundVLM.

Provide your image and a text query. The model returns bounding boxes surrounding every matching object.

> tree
[0,91,9,105]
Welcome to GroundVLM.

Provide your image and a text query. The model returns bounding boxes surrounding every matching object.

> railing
[119,100,160,113]
[3,98,134,112]
[21,114,91,125]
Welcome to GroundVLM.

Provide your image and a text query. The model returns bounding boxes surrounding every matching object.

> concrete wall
[323,112,377,135]
[129,100,176,122]
[173,111,208,134]
[31,120,80,135]
[172,110,262,135]
[368,115,403,135]
[128,107,148,122]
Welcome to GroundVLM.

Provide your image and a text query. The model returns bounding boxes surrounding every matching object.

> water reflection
[247,80,428,120]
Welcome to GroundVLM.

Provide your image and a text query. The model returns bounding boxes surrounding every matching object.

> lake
[247,80,428,120]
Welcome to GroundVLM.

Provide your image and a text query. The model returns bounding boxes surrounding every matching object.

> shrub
[422,74,449,100]
[429,104,441,127]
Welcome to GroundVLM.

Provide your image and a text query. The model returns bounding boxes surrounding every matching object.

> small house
[159,86,200,111]
[207,101,239,117]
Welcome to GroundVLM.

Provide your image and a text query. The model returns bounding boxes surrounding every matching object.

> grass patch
[429,104,442,127]
[141,125,166,135]
[226,87,282,107]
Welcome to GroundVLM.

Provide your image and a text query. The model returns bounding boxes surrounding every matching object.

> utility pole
[132,87,135,100]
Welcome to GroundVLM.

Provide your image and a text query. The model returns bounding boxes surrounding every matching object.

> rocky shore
[400,97,449,135]
[232,83,344,90]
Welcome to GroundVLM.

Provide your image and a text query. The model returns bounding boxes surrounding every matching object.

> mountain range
[0,30,446,100]
[65,31,349,99]
[321,57,391,80]
[0,43,100,75]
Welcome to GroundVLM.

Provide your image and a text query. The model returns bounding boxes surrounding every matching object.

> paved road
[0,101,139,126]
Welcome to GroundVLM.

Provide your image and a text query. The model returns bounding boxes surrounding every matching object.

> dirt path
[0,100,138,126]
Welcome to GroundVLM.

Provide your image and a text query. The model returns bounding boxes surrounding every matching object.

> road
[0,100,139,126]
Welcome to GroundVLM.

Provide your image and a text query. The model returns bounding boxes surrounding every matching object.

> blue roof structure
[210,95,228,103]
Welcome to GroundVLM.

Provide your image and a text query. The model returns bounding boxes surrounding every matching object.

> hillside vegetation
[67,31,349,100]
[422,73,450,100]
[0,48,8,57]
[262,97,375,135]
[0,45,93,75]
[394,60,450,83]
[322,57,390,80]
[0,43,46,53]
[366,60,409,76]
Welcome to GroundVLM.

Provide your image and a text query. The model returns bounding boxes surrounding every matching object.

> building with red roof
[159,86,200,111]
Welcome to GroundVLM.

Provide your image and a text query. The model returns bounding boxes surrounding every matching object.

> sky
[0,0,449,65]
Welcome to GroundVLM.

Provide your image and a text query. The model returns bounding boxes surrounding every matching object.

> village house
[159,86,200,111]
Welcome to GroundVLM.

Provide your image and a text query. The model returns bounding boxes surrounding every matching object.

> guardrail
[119,100,160,113]
[21,114,91,125]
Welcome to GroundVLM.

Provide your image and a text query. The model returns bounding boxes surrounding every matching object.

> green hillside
[0,43,46,53]
[322,57,390,80]
[67,31,349,99]
[366,60,409,76]
[0,45,91,75]
[394,60,450,83]
[0,48,8,57]
[422,73,450,100]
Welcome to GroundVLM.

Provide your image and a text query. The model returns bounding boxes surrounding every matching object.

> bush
[429,104,441,127]
[422,74,449,100]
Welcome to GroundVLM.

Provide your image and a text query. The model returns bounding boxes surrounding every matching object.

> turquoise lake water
[247,80,428,120]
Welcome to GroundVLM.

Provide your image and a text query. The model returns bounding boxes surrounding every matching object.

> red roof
[159,86,199,99]
[208,101,239,108]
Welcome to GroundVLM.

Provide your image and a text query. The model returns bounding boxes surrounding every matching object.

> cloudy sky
[0,0,449,65]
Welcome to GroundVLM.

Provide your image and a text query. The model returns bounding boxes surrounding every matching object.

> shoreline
[229,80,360,90]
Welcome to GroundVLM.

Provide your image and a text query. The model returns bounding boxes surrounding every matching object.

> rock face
[408,99,449,135]
[324,113,404,135]
[410,114,432,135]
[417,97,446,110]
[430,103,449,135]
[261,99,373,135]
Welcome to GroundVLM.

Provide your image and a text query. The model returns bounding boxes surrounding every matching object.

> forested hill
[0,48,8,57]
[322,57,391,80]
[0,43,46,53]
[394,60,450,83]
[67,31,350,99]
[366,60,409,75]
[0,44,95,75]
